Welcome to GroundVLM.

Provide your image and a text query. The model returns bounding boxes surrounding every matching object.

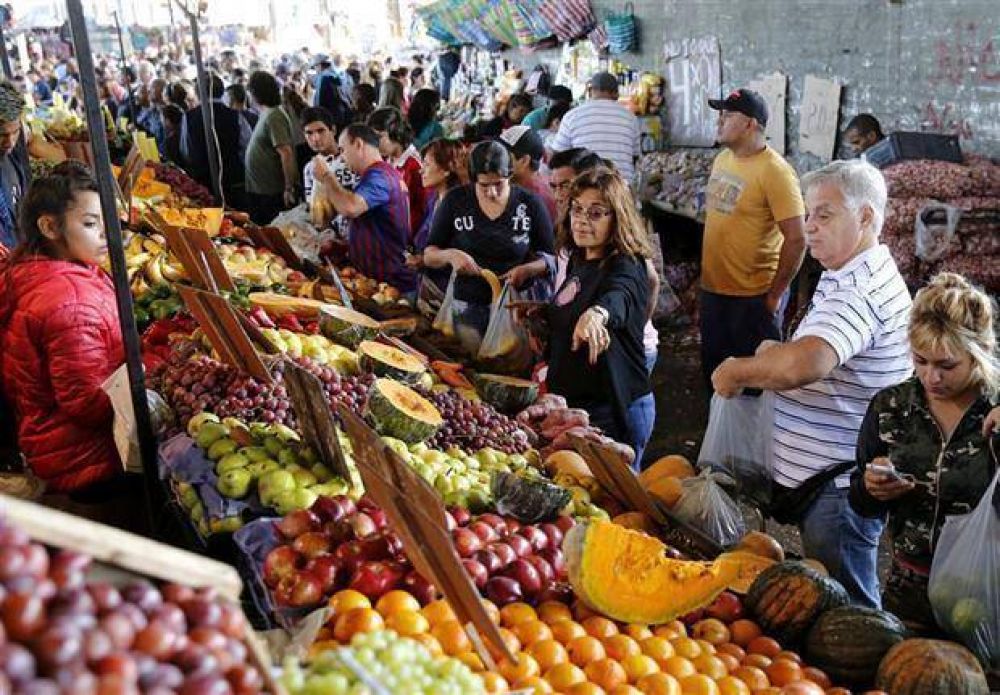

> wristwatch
[590,306,610,325]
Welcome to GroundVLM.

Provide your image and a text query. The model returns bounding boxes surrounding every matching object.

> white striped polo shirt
[772,244,913,489]
[549,99,641,182]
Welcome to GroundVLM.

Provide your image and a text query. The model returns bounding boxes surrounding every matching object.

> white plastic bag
[477,281,533,376]
[915,201,962,262]
[432,269,459,339]
[673,468,747,547]
[697,392,775,508]
[928,463,999,671]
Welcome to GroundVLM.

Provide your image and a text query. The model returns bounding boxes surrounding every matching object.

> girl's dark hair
[353,83,376,109]
[421,139,468,190]
[368,107,413,148]
[247,70,281,108]
[545,102,571,129]
[15,161,100,261]
[167,82,189,108]
[468,140,512,179]
[407,88,440,137]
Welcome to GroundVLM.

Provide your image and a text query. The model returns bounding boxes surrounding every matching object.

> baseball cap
[499,125,545,165]
[708,88,768,126]
[590,71,619,94]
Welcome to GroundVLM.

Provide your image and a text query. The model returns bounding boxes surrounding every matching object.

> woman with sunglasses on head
[423,140,554,352]
[542,167,656,466]
[849,272,1000,632]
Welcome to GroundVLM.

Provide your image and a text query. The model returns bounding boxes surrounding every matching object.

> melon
[639,455,695,488]
[805,606,907,687]
[492,471,571,523]
[612,512,659,535]
[545,450,592,478]
[717,551,778,594]
[646,475,684,508]
[733,531,785,562]
[472,373,539,414]
[319,305,381,349]
[358,341,426,384]
[365,378,443,443]
[875,638,989,695]
[249,292,329,318]
[745,561,851,644]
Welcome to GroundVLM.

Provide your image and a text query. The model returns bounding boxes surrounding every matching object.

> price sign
[799,75,842,160]
[747,72,788,155]
[663,36,722,147]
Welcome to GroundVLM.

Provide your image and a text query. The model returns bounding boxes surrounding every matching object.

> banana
[131,273,151,297]
[160,261,186,282]
[126,234,145,256]
[142,238,165,255]
[267,263,287,285]
[144,255,165,285]
[127,252,152,269]
[149,233,167,247]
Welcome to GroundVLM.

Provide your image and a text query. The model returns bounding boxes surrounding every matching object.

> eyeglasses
[569,204,612,222]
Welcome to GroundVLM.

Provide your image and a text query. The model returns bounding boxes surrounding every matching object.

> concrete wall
[502,0,999,168]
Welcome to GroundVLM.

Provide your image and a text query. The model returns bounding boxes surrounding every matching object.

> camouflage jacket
[849,376,998,567]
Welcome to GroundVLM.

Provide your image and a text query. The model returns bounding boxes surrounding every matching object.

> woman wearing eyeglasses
[542,167,656,466]
[849,273,1000,631]
[423,141,554,352]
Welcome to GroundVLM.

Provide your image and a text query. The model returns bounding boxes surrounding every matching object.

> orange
[717,653,740,674]
[545,662,587,690]
[691,654,727,680]
[501,602,539,628]
[661,656,696,680]
[572,599,600,622]
[694,640,717,656]
[669,637,703,660]
[486,627,521,660]
[679,673,721,695]
[430,620,472,656]
[538,601,574,625]
[731,666,769,691]
[529,639,570,671]
[411,632,443,657]
[327,589,370,615]
[518,675,555,692]
[480,671,509,694]
[333,607,384,642]
[636,672,682,695]
[692,619,730,646]
[640,636,676,665]
[666,620,688,636]
[715,643,745,662]
[716,676,751,695]
[567,684,608,695]
[514,619,555,647]
[384,609,429,637]
[552,620,588,644]
[728,620,762,647]
[611,686,645,695]
[585,658,629,691]
[743,654,772,670]
[583,616,620,640]
[374,589,420,616]
[567,635,607,667]
[778,684,825,695]
[621,654,659,683]
[654,625,683,640]
[604,634,642,661]
[765,659,803,687]
[801,667,831,689]
[481,598,501,625]
[421,599,457,626]
[746,636,782,658]
[774,651,803,664]
[498,652,541,684]
[625,624,655,641]
[456,651,485,672]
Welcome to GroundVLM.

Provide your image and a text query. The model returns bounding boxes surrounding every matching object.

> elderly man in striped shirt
[712,160,912,607]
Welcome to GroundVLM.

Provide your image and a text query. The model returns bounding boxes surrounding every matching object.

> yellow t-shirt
[700,146,805,296]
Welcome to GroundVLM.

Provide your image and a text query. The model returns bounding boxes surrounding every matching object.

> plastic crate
[864,131,963,168]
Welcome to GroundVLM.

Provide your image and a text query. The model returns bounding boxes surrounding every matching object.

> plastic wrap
[672,468,747,547]
[697,392,774,509]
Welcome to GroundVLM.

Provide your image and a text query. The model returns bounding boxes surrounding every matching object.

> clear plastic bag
[697,392,775,509]
[672,468,747,547]
[915,201,962,262]
[432,269,459,338]
[928,465,1000,671]
[477,281,533,376]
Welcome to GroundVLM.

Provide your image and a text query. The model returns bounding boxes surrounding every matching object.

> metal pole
[112,12,136,128]
[0,21,13,80]
[65,0,163,534]
[187,10,223,205]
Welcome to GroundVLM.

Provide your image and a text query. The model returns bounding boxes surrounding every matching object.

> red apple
[356,496,379,513]
[554,515,576,534]
[304,556,344,593]
[314,495,356,521]
[706,591,744,622]
[262,547,303,588]
[538,548,566,581]
[505,535,532,559]
[275,510,320,540]
[538,523,564,550]
[468,521,499,545]
[447,506,472,527]
[349,561,404,600]
[526,555,554,586]
[461,559,488,590]
[503,517,522,534]
[367,508,388,530]
[475,514,508,536]
[348,513,377,539]
[291,532,331,560]
[485,576,523,607]
[380,530,404,556]
[402,572,436,605]
[287,573,323,608]
[505,559,542,596]
[451,528,483,558]
[518,526,548,553]
[472,549,502,576]
[535,581,574,605]
[322,520,355,546]
[333,542,366,574]
[489,543,517,567]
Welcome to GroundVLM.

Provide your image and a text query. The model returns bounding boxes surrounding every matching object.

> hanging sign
[747,72,788,155]
[799,75,842,160]
[663,36,721,147]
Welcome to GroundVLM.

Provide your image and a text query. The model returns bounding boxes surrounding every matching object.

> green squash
[805,605,908,687]
[358,341,426,385]
[745,560,851,644]
[473,373,539,414]
[319,305,380,349]
[365,378,443,443]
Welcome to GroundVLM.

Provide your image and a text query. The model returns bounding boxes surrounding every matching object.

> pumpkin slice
[358,341,427,384]
[473,373,539,414]
[319,305,381,349]
[716,550,777,594]
[564,519,743,625]
[480,269,502,304]
[249,292,329,318]
[365,378,442,443]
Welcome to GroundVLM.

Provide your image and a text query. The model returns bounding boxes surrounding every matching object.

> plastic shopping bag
[672,468,747,547]
[432,269,459,339]
[697,392,775,509]
[477,281,533,376]
[915,200,962,262]
[928,462,1000,671]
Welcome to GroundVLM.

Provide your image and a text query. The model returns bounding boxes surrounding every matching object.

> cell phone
[867,462,903,482]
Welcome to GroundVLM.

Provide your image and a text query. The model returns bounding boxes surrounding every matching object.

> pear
[242,446,271,463]
[206,438,238,461]
[215,452,249,476]
[217,468,252,499]
[258,469,296,506]
[195,422,230,450]
[186,412,220,438]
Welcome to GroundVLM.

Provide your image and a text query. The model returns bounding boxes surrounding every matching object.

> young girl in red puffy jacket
[0,161,126,496]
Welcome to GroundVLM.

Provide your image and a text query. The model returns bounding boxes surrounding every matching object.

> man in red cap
[699,88,806,388]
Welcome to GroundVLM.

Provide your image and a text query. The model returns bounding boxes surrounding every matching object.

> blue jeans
[626,393,656,471]
[799,480,884,608]
[645,350,658,376]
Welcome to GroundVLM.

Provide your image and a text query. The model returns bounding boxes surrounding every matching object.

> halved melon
[249,292,329,318]
[358,341,426,384]
[473,373,539,414]
[366,378,442,443]
[564,519,747,625]
[319,305,381,349]
[717,550,778,594]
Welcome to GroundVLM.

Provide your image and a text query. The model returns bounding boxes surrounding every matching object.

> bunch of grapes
[420,389,532,455]
[154,353,240,427]
[292,357,375,417]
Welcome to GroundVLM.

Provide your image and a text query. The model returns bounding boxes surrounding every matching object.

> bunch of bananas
[124,232,188,297]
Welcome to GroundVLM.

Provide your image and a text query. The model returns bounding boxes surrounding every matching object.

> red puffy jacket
[0,256,124,491]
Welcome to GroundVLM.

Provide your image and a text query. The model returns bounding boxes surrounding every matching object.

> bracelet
[590,306,610,325]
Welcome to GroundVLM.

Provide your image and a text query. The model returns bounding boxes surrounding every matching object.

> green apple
[215,452,249,475]
[195,421,230,450]
[420,450,447,467]
[474,448,501,467]
[411,462,433,481]
[309,478,350,497]
[277,448,302,468]
[445,446,465,459]
[409,442,430,456]
[465,488,491,513]
[217,468,252,499]
[507,454,528,469]
[951,597,988,636]
[263,436,285,457]
[381,437,409,457]
[186,412,220,438]
[464,458,481,471]
[433,474,455,496]
[273,487,318,515]
[207,437,238,461]
[242,446,271,463]
[290,468,318,488]
[258,469,296,506]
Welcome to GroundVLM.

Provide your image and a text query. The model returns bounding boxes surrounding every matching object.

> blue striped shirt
[549,99,640,182]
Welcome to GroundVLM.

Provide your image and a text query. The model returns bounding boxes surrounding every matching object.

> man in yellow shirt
[700,89,806,385]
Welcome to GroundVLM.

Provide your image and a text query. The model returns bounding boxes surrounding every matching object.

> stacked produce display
[6,155,993,695]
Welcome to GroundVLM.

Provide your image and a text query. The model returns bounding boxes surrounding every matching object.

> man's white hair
[801,159,888,236]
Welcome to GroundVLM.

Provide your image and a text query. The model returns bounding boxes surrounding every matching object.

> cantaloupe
[733,531,785,562]
[639,455,695,488]
[545,450,592,479]
[646,476,684,508]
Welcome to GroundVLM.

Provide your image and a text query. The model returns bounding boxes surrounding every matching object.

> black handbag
[765,459,856,526]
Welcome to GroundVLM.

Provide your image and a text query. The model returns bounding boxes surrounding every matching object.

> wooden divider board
[178,286,273,383]
[338,408,516,667]
[282,359,352,480]
[246,225,304,270]
[161,223,236,293]
[117,144,145,205]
